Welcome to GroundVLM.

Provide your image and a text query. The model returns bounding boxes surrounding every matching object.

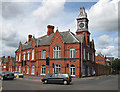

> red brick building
[15,8,95,78]
[95,53,106,65]
[1,56,15,72]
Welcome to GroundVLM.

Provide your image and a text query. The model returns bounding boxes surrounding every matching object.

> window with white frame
[53,46,61,58]
[28,51,30,60]
[16,55,18,61]
[11,66,12,72]
[32,50,34,60]
[88,52,89,60]
[23,52,26,60]
[19,53,21,61]
[15,66,17,72]
[88,66,90,76]
[83,48,85,59]
[9,66,10,71]
[41,49,46,59]
[19,65,21,73]
[70,48,75,58]
[41,65,45,75]
[70,65,75,76]
[92,67,94,75]
[55,64,60,73]
[31,65,35,75]
[27,65,29,74]
[82,65,85,76]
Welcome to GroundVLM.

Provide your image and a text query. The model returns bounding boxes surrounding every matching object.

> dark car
[0,71,14,80]
[41,73,72,85]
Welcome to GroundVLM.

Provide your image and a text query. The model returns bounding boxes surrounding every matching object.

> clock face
[79,23,84,28]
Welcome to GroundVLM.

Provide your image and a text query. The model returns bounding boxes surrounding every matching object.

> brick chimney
[28,35,32,42]
[47,25,54,36]
[3,56,5,58]
[8,56,10,58]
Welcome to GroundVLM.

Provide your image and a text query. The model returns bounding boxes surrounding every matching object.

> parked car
[41,73,72,85]
[14,72,24,78]
[0,71,14,80]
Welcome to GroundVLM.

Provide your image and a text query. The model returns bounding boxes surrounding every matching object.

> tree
[111,59,120,74]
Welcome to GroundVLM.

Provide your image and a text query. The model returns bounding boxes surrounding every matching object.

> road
[1,75,118,90]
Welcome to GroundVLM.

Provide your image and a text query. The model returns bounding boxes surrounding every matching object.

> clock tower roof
[78,7,87,19]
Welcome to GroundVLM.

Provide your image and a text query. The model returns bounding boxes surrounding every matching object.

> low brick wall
[95,63,111,76]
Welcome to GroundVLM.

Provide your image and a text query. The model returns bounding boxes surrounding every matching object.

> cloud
[2,2,29,19]
[88,0,118,32]
[96,46,118,57]
[32,0,65,26]
[1,21,26,57]
[2,22,26,47]
[97,34,113,48]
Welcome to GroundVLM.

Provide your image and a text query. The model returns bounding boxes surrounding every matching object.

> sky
[0,0,119,58]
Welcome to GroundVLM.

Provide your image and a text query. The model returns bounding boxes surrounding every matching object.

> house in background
[95,53,106,65]
[1,56,15,72]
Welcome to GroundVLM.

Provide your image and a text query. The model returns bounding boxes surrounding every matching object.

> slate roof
[17,31,85,51]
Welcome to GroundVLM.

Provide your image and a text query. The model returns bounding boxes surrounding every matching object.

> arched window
[32,50,34,60]
[15,66,17,72]
[92,67,95,75]
[88,52,89,60]
[19,53,21,61]
[41,65,45,75]
[31,65,35,75]
[28,51,30,60]
[11,66,12,72]
[88,66,90,76]
[19,65,21,73]
[41,49,46,59]
[82,65,85,76]
[70,47,75,58]
[9,66,10,71]
[53,46,61,58]
[27,65,29,74]
[70,65,75,76]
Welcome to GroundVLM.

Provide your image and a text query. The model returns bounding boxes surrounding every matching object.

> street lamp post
[81,36,83,78]
[37,39,39,76]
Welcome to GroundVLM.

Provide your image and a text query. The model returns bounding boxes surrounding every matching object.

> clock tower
[76,7,90,45]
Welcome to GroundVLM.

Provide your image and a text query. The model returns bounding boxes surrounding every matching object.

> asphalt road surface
[2,75,118,90]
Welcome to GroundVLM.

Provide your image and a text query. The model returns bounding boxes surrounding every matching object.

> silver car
[14,72,24,78]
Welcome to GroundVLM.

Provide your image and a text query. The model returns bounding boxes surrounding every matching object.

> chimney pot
[47,25,54,36]
[8,56,10,58]
[28,35,32,42]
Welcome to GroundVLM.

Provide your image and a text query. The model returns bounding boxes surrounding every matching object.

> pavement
[23,74,114,81]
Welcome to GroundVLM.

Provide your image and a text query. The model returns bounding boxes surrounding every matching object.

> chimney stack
[3,56,5,58]
[47,25,54,36]
[28,35,32,42]
[8,56,10,58]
